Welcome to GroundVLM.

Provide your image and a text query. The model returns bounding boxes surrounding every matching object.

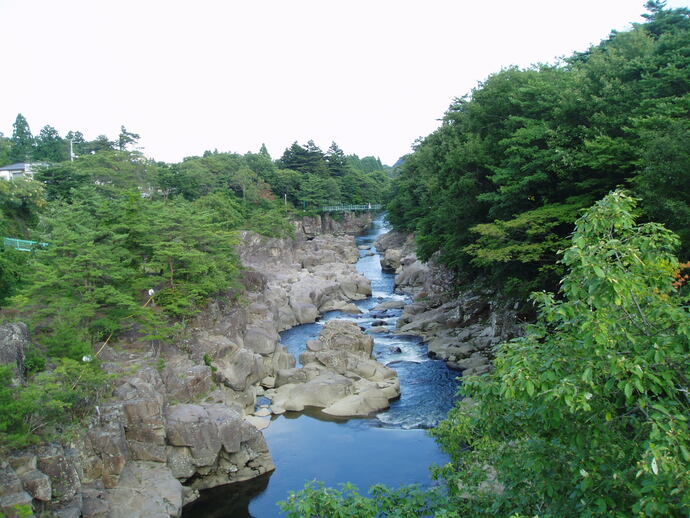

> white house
[0,162,48,180]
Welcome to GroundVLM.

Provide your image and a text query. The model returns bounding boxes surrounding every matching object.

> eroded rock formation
[0,216,376,518]
[375,231,528,376]
[269,320,399,417]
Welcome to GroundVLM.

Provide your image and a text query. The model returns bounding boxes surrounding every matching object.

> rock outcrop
[296,212,374,238]
[375,231,528,376]
[0,322,30,384]
[1,219,376,517]
[268,320,399,417]
[2,366,274,518]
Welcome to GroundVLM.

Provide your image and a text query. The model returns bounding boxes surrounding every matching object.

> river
[182,214,460,517]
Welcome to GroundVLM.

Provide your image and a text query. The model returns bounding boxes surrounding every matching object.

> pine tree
[35,125,67,162]
[9,114,34,163]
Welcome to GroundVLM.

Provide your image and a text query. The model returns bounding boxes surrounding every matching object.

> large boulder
[381,248,403,272]
[161,360,214,403]
[0,322,29,383]
[271,373,355,412]
[268,320,399,417]
[309,320,374,357]
[35,444,81,506]
[106,461,183,518]
[164,404,275,490]
[214,346,265,392]
[0,462,33,518]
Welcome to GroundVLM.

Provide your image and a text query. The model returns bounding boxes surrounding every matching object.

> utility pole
[69,139,74,162]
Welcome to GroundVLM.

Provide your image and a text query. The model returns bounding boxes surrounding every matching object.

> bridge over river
[320,203,382,212]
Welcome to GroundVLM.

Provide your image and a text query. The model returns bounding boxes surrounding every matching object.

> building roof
[0,162,49,171]
[0,163,29,171]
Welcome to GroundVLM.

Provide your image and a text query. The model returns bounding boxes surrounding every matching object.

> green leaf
[624,382,633,400]
[525,380,535,396]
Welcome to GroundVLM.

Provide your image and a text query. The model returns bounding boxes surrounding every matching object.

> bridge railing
[321,204,383,212]
[3,237,49,252]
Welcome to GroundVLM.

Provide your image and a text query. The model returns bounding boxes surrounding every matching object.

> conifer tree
[9,113,34,163]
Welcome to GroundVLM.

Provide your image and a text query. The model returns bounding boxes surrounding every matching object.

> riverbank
[375,230,529,376]
[183,214,458,517]
[0,213,378,518]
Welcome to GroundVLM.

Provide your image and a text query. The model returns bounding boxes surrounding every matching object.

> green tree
[434,191,690,517]
[230,166,259,201]
[65,130,86,157]
[34,125,67,162]
[35,163,91,201]
[0,219,27,306]
[386,4,690,291]
[0,132,12,166]
[84,134,116,153]
[9,113,34,163]
[117,126,140,151]
[279,141,328,176]
[0,178,47,234]
[13,200,145,358]
[144,200,242,317]
[325,142,349,177]
[270,168,302,205]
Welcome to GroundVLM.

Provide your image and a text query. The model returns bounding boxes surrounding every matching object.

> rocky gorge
[0,213,388,518]
[1,212,529,518]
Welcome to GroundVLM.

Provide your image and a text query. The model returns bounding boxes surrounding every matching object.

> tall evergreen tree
[325,142,349,177]
[35,125,67,162]
[9,113,34,163]
[117,126,140,151]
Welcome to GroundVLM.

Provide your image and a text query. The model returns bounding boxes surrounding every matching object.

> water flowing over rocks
[269,320,400,416]
[0,215,375,518]
[375,231,528,376]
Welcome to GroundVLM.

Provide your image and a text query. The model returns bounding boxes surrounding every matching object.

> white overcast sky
[1,0,687,165]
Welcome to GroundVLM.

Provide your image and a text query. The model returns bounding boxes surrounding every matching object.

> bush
[433,191,690,517]
[0,359,112,449]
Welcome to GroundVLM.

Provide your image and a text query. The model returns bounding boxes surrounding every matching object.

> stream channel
[183,215,460,517]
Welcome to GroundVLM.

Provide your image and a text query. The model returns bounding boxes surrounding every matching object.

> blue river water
[183,215,460,517]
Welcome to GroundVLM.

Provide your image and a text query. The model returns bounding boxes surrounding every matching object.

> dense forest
[0,123,390,447]
[279,3,690,517]
[388,1,690,295]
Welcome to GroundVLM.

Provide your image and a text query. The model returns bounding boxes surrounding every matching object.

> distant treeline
[387,2,690,293]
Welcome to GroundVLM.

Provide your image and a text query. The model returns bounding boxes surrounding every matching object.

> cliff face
[295,212,374,238]
[0,214,376,518]
[375,231,529,376]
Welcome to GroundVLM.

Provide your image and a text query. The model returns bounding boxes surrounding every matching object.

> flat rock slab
[106,461,182,518]
[245,416,270,431]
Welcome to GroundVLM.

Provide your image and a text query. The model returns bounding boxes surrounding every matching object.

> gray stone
[0,462,23,496]
[106,461,183,518]
[81,488,110,518]
[162,362,214,403]
[19,469,51,501]
[243,326,279,356]
[0,491,33,518]
[0,322,29,383]
[36,444,81,505]
[165,404,221,467]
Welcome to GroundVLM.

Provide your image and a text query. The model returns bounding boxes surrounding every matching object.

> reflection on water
[182,214,460,517]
